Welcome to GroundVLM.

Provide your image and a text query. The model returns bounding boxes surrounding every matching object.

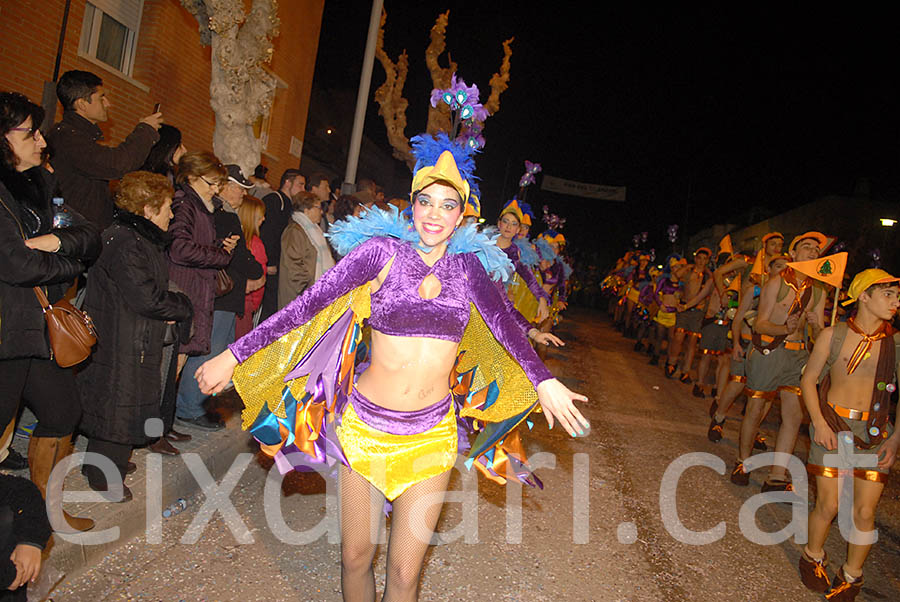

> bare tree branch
[424,11,456,136]
[484,37,514,116]
[373,9,413,168]
[374,9,513,170]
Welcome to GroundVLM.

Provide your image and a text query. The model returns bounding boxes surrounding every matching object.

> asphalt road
[53,309,900,601]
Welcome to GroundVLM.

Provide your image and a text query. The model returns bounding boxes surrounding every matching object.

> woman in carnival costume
[647,254,686,366]
[493,198,552,326]
[195,133,589,601]
[623,252,652,338]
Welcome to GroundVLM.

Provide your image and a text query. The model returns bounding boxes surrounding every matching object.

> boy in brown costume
[798,269,900,600]
[731,233,828,491]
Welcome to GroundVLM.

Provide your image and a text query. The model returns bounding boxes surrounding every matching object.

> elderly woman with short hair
[78,171,193,501]
[277,190,334,309]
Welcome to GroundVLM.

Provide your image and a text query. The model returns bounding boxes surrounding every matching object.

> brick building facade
[0,0,324,180]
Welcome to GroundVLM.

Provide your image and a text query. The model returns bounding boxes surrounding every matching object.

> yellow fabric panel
[336,400,457,501]
[456,303,538,422]
[509,273,540,323]
[235,285,370,429]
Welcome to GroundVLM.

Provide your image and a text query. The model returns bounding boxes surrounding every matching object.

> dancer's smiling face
[412,182,464,248]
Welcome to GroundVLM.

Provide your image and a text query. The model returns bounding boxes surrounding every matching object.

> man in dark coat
[259,168,304,321]
[46,70,161,229]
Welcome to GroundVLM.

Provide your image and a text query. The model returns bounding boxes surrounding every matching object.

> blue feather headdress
[409,132,480,217]
[535,237,558,262]
[514,237,540,268]
[328,206,512,282]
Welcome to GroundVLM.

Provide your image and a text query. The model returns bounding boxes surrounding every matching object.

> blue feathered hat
[409,132,480,217]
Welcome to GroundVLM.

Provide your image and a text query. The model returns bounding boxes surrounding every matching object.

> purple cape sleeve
[464,254,553,387]
[554,261,567,302]
[229,237,394,362]
[516,259,551,302]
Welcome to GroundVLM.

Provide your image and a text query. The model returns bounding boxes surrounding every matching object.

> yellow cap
[761,231,783,245]
[788,231,828,253]
[410,150,470,203]
[842,269,900,305]
[521,213,532,226]
[499,199,525,223]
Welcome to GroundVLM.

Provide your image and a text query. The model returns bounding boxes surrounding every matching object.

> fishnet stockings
[340,465,385,602]
[338,465,451,602]
[382,470,451,601]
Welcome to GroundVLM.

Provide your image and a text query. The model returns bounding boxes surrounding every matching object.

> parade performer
[194,133,588,601]
[633,264,662,354]
[493,198,550,324]
[623,253,652,338]
[730,232,827,491]
[745,232,785,286]
[666,247,713,381]
[536,229,571,327]
[707,254,788,443]
[648,255,684,366]
[693,252,736,400]
[798,269,900,600]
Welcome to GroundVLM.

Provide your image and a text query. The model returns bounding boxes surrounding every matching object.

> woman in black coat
[0,92,100,533]
[78,171,193,501]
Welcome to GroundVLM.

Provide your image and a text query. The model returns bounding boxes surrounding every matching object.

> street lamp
[880,218,896,227]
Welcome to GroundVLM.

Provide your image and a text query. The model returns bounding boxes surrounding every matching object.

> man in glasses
[46,70,162,229]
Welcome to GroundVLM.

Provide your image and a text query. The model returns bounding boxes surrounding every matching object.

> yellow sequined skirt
[336,388,458,501]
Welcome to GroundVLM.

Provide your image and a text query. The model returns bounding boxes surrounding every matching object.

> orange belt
[783,340,806,351]
[829,403,870,421]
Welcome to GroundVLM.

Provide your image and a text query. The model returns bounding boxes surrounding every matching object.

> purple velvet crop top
[229,236,553,387]
[369,242,469,340]
[501,243,551,303]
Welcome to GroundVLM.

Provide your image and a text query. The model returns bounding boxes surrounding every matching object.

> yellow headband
[499,199,525,224]
[410,150,470,204]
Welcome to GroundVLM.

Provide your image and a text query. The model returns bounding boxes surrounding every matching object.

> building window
[79,1,144,76]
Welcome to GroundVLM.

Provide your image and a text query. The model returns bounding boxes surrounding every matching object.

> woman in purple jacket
[166,151,233,430]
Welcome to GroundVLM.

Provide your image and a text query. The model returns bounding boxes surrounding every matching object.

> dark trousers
[159,343,178,434]
[259,274,279,322]
[0,358,81,438]
[82,438,130,487]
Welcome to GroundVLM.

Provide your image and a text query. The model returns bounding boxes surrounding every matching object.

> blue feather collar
[327,206,513,282]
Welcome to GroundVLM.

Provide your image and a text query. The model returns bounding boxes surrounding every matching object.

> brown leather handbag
[0,193,97,367]
[33,285,97,368]
[215,268,234,297]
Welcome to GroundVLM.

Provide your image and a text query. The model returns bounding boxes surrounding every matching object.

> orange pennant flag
[726,272,742,294]
[786,252,848,289]
[718,234,733,258]
[748,250,765,284]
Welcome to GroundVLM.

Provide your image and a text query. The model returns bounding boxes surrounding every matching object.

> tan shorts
[745,343,807,397]
[807,417,893,483]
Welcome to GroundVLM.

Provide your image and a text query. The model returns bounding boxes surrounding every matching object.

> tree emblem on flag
[817,259,833,276]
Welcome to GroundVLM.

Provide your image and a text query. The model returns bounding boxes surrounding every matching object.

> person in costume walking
[493,198,551,325]
[195,133,588,602]
[798,269,900,600]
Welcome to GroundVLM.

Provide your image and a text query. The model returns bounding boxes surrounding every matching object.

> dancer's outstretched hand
[196,350,239,395]
[529,329,564,347]
[536,378,589,437]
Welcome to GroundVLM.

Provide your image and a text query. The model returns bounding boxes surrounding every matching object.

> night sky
[312,3,899,264]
